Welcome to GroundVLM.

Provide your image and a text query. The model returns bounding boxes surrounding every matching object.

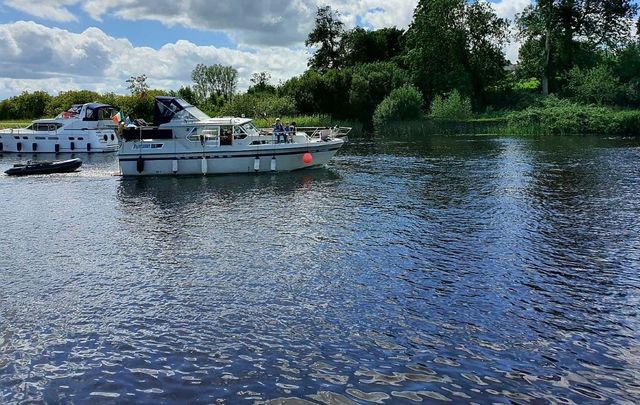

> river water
[0,136,639,404]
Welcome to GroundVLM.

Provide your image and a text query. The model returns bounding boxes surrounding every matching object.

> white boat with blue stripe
[118,97,350,176]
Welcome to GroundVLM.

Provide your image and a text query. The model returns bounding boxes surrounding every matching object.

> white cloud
[0,1,537,98]
[5,0,420,47]
[4,0,79,22]
[0,21,308,99]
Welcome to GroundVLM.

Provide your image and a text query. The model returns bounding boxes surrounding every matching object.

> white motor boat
[0,103,120,153]
[118,97,350,176]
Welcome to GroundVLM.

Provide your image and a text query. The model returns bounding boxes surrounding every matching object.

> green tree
[219,93,296,118]
[517,0,638,95]
[430,90,473,120]
[564,65,622,104]
[126,74,149,96]
[373,85,424,127]
[2,91,52,119]
[306,6,345,72]
[403,0,509,108]
[248,72,276,94]
[191,63,238,105]
[348,62,410,123]
[45,90,100,116]
[340,27,404,66]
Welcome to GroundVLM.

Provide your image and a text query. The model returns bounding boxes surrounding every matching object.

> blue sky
[0,0,606,100]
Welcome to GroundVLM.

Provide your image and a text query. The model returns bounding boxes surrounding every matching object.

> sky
[0,0,535,100]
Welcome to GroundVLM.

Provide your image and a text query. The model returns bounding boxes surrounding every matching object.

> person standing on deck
[273,118,284,144]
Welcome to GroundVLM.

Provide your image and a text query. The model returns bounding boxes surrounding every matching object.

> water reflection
[1,136,640,404]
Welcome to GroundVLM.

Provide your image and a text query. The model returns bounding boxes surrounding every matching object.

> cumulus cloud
[5,0,420,47]
[4,0,79,22]
[0,21,308,98]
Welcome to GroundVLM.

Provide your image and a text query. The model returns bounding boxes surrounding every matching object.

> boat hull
[0,129,119,153]
[118,141,343,176]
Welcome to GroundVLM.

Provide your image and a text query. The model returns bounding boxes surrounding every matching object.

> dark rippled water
[1,135,640,404]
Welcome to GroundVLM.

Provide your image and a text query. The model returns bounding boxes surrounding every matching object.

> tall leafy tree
[517,0,638,94]
[191,63,238,104]
[248,72,276,94]
[403,0,509,107]
[340,27,404,66]
[305,6,345,72]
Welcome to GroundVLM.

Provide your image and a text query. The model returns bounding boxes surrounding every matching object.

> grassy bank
[377,100,640,137]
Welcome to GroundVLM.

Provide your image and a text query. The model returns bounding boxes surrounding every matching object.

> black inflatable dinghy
[4,158,82,176]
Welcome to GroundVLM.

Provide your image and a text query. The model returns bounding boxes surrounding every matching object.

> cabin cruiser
[0,103,120,153]
[118,97,349,176]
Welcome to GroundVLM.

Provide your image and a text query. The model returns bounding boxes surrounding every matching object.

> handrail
[258,126,351,139]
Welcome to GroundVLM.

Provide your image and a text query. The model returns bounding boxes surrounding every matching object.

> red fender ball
[303,152,313,164]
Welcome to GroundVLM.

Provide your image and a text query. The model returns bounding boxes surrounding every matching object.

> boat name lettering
[133,143,164,149]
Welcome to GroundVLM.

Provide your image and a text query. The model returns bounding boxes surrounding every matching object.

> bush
[0,91,52,119]
[564,65,622,105]
[506,96,640,135]
[429,90,473,120]
[218,93,296,118]
[373,85,424,127]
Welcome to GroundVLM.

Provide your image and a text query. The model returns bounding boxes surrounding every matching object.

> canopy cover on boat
[154,97,210,125]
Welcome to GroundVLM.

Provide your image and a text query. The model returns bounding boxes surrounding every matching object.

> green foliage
[218,93,296,118]
[0,91,51,120]
[306,6,345,72]
[44,90,100,116]
[429,90,473,120]
[340,27,404,67]
[564,65,622,105]
[126,74,149,96]
[404,0,508,107]
[506,96,640,135]
[191,63,238,104]
[279,68,352,119]
[373,85,424,127]
[516,0,637,93]
[349,62,410,123]
[248,72,276,95]
[514,78,541,91]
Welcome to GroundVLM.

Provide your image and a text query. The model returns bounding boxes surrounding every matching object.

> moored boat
[4,158,83,176]
[117,97,350,176]
[0,103,121,154]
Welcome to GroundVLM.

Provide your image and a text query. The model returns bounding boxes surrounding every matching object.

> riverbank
[378,101,640,137]
[5,100,640,138]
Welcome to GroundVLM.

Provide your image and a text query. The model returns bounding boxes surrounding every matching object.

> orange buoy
[303,152,313,164]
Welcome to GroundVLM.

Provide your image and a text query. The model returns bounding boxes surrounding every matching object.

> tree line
[2,0,639,129]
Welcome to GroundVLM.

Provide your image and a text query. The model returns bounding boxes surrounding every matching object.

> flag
[111,111,124,124]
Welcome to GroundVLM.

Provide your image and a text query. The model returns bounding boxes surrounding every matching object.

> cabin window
[35,136,46,140]
[233,125,248,139]
[48,137,59,140]
[30,123,61,131]
[187,126,219,142]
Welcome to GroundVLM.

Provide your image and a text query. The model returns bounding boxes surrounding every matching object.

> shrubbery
[429,90,473,120]
[506,96,640,135]
[218,93,296,118]
[373,85,424,127]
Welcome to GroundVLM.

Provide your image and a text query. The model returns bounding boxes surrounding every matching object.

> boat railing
[258,126,351,141]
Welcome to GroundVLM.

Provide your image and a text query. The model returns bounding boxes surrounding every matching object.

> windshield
[241,122,259,135]
[185,106,210,120]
